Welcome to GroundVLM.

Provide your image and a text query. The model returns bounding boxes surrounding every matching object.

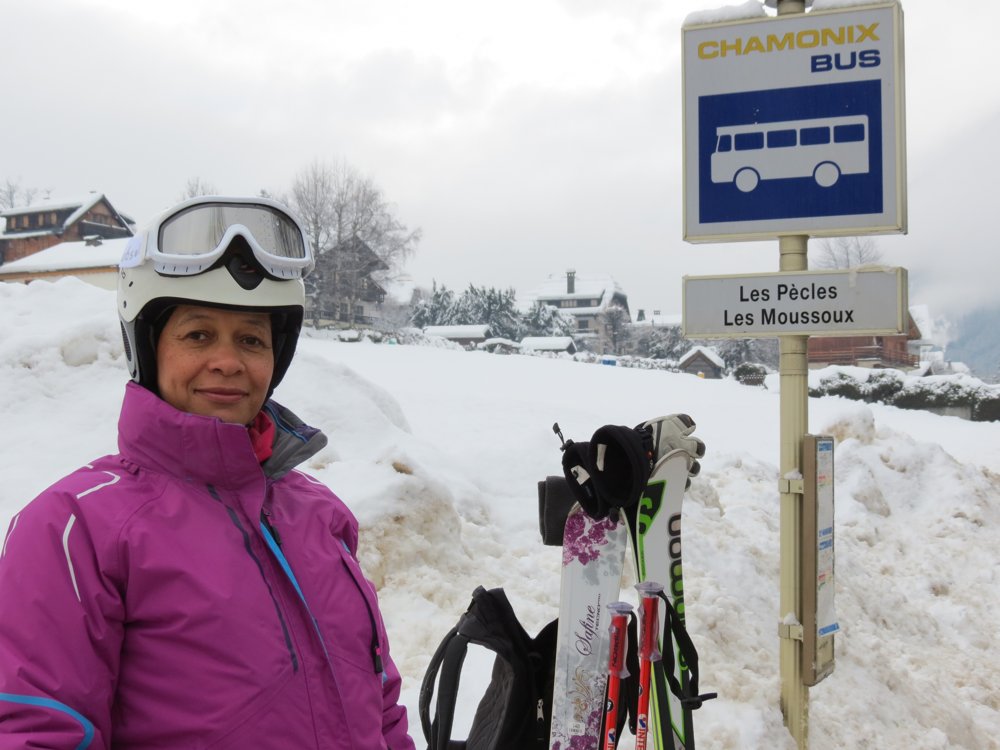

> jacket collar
[117,382,327,488]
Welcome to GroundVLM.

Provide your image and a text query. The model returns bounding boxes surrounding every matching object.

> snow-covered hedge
[809,367,1000,421]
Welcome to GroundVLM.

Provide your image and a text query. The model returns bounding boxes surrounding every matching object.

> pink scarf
[248,411,276,463]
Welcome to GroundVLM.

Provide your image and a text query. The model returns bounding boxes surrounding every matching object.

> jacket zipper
[338,541,386,677]
[207,484,299,672]
[260,514,385,678]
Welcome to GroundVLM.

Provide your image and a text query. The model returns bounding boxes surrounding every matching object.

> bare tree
[812,236,883,269]
[289,159,421,326]
[177,177,219,201]
[290,159,419,265]
[600,304,633,355]
[1,178,38,210]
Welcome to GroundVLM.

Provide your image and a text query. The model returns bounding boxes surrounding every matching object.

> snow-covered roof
[1,197,92,217]
[633,313,682,328]
[1,193,132,237]
[907,303,946,347]
[478,337,521,350]
[423,324,490,340]
[0,237,128,275]
[520,336,575,351]
[915,359,972,377]
[522,272,625,315]
[679,345,725,369]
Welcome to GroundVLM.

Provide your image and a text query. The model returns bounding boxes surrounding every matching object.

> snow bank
[2,279,998,749]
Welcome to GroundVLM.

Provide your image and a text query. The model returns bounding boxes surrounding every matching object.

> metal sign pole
[778,234,809,749]
[775,5,809,748]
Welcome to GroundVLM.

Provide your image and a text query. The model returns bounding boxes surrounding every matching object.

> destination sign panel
[682,266,907,338]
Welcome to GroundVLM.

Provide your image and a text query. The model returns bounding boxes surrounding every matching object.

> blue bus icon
[698,80,882,223]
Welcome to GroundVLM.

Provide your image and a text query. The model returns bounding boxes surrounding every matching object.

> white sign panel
[683,2,906,242]
[683,266,907,337]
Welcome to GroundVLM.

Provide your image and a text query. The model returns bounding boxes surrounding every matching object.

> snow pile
[2,279,999,749]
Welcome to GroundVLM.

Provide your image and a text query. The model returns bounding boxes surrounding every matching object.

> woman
[0,197,415,749]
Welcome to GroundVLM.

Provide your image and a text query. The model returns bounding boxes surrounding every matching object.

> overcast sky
[3,0,998,322]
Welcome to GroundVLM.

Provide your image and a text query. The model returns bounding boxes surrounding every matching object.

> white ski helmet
[117,195,315,398]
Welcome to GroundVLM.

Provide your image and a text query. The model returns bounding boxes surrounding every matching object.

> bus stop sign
[682,2,905,242]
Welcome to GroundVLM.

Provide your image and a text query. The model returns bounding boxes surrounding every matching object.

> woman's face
[156,304,274,425]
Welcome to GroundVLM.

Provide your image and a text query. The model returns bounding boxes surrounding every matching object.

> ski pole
[634,582,664,750]
[604,602,633,750]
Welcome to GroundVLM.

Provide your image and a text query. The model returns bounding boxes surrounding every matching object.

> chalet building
[807,312,924,370]
[524,270,630,336]
[0,236,127,290]
[678,346,725,379]
[305,236,389,327]
[0,194,133,265]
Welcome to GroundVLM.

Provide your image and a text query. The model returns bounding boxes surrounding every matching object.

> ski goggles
[121,196,315,279]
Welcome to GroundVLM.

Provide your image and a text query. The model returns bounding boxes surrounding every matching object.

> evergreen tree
[635,325,689,361]
[520,302,576,338]
[451,285,521,340]
[716,338,779,370]
[410,282,457,328]
[716,339,754,370]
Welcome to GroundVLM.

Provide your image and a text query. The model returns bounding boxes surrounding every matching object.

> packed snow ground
[2,278,998,749]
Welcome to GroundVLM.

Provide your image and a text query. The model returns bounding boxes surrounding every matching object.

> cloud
[4,0,1000,323]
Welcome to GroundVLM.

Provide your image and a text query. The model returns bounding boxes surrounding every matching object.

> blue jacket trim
[261,523,387,681]
[0,692,95,749]
[260,521,306,603]
[260,521,334,666]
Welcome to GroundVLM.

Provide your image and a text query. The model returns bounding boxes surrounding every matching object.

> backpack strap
[421,586,555,750]
[656,591,718,710]
[419,623,471,750]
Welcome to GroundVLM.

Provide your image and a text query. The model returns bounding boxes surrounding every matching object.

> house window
[577,319,589,330]
[50,212,57,225]
[561,299,577,308]
[21,216,30,229]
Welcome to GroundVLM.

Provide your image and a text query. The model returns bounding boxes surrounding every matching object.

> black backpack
[419,586,638,750]
[419,586,558,750]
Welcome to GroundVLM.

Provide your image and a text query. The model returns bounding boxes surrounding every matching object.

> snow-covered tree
[635,324,689,361]
[716,337,779,370]
[600,304,632,355]
[452,285,521,340]
[410,282,458,328]
[520,302,576,338]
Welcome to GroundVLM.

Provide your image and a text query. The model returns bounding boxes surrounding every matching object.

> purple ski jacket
[0,382,415,749]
